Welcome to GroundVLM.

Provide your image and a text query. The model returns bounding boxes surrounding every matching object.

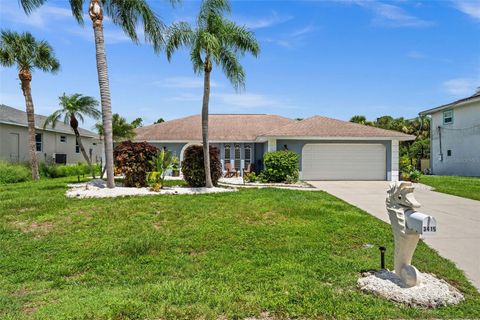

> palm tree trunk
[19,69,39,180]
[202,60,213,188]
[90,0,114,188]
[72,123,95,179]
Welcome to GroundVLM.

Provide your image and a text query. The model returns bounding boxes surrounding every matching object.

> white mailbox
[405,210,437,235]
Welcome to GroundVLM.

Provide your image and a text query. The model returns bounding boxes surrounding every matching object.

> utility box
[405,210,437,235]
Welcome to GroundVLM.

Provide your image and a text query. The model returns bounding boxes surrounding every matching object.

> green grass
[420,175,480,201]
[0,178,479,319]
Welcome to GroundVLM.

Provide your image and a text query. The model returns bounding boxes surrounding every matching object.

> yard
[420,175,480,201]
[1,178,479,319]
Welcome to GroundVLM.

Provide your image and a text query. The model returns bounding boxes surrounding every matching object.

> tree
[131,117,143,128]
[20,0,168,188]
[95,113,137,142]
[0,30,59,180]
[350,115,368,125]
[154,118,165,124]
[44,93,101,177]
[166,0,260,187]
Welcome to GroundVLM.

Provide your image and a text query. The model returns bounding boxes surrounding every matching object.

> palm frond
[19,0,47,15]
[166,22,195,60]
[69,0,85,24]
[217,47,245,91]
[198,0,230,27]
[43,110,64,129]
[103,0,166,52]
[220,19,260,57]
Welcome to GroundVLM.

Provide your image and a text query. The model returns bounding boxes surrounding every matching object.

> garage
[302,143,386,180]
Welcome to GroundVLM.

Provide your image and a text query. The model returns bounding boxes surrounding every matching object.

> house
[134,114,414,181]
[419,90,480,177]
[0,104,103,165]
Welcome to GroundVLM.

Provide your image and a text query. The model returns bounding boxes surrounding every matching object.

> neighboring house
[419,90,480,177]
[0,104,103,165]
[135,114,413,181]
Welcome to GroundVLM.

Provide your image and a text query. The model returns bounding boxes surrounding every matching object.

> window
[35,133,42,152]
[244,144,252,167]
[443,109,453,125]
[60,135,67,143]
[447,150,452,156]
[234,144,241,170]
[75,140,80,153]
[224,144,231,164]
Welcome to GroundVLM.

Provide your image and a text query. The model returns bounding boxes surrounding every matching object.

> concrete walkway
[308,181,480,291]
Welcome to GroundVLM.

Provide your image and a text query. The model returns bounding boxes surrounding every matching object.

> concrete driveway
[308,180,480,291]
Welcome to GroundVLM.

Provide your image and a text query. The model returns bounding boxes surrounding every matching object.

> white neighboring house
[419,90,480,177]
[0,104,104,165]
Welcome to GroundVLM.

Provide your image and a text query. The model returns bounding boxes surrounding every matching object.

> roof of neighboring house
[419,91,480,116]
[135,114,296,142]
[0,104,99,138]
[261,115,414,140]
[135,114,414,142]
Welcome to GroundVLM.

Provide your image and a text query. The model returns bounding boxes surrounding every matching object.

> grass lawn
[1,178,479,319]
[420,175,480,201]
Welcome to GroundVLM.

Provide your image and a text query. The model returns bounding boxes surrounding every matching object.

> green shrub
[401,164,422,183]
[40,162,100,178]
[0,162,31,184]
[114,141,159,187]
[243,172,257,183]
[181,145,222,187]
[259,150,299,183]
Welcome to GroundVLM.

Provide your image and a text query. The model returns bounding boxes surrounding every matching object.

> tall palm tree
[44,93,101,177]
[0,30,59,180]
[20,0,168,188]
[166,0,260,187]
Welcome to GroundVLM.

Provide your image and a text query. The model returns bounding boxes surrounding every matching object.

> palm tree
[95,113,136,142]
[20,0,168,188]
[166,0,260,187]
[0,30,59,180]
[44,93,101,177]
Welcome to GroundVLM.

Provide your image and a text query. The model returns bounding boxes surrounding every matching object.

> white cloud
[264,24,316,48]
[443,78,479,96]
[235,11,292,30]
[154,77,220,89]
[338,0,433,28]
[451,0,480,21]
[0,1,73,29]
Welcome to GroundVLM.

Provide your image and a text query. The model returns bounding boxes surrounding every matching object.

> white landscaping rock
[66,180,236,199]
[357,270,464,308]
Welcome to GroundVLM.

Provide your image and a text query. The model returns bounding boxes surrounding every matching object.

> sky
[0,0,479,131]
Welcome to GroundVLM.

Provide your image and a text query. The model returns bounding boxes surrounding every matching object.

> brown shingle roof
[262,115,414,140]
[134,114,295,142]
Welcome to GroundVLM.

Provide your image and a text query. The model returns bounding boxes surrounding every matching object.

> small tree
[147,149,173,190]
[181,145,222,187]
[114,141,158,187]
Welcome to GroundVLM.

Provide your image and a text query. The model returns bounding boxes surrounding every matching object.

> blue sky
[1,0,479,130]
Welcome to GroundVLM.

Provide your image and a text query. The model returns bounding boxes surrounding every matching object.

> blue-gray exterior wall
[148,143,186,159]
[276,139,392,173]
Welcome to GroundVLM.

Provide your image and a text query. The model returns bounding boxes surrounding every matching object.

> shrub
[259,150,299,183]
[401,164,422,183]
[181,145,222,187]
[114,141,159,187]
[39,162,100,178]
[147,149,173,190]
[243,172,257,183]
[0,162,31,184]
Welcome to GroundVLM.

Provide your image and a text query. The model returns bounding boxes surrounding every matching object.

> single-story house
[0,104,103,165]
[135,114,414,181]
[419,90,480,177]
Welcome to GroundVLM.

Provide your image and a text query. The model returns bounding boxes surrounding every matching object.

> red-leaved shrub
[114,141,159,187]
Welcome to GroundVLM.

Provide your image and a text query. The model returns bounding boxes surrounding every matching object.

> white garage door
[302,144,386,180]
